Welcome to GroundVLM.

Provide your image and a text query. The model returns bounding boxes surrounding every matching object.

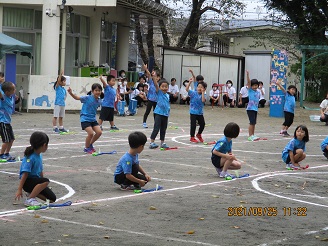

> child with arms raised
[52,70,68,133]
[68,83,103,154]
[282,125,309,169]
[211,122,241,178]
[114,131,151,190]
[276,81,297,136]
[186,77,207,143]
[98,75,119,130]
[149,78,170,149]
[15,132,56,206]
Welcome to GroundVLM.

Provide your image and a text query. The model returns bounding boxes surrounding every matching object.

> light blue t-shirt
[321,136,328,151]
[0,91,14,124]
[212,136,232,154]
[282,138,306,162]
[80,95,102,122]
[55,86,66,106]
[102,85,116,108]
[19,152,43,179]
[189,90,204,115]
[246,88,260,111]
[154,90,170,117]
[114,152,139,179]
[147,79,157,102]
[284,92,295,114]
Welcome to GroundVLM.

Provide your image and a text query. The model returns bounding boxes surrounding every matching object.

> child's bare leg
[221,158,233,172]
[52,117,57,127]
[294,149,306,165]
[58,117,64,127]
[1,142,9,155]
[4,140,14,153]
[248,124,255,136]
[98,119,104,126]
[29,182,49,199]
[110,121,115,127]
[84,127,94,148]
[90,125,102,145]
[228,160,242,170]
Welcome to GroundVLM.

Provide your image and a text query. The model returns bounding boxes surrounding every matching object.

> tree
[263,0,328,100]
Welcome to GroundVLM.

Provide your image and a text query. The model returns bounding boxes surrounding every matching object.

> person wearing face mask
[258,81,266,108]
[238,84,249,108]
[209,83,220,107]
[319,92,328,126]
[223,80,236,108]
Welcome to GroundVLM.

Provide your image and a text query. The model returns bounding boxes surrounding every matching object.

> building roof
[0,33,33,59]
[117,0,174,18]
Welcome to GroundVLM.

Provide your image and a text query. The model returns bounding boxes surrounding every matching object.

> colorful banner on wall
[269,49,288,117]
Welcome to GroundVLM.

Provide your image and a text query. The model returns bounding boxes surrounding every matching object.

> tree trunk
[146,17,157,69]
[134,14,148,65]
[155,0,170,46]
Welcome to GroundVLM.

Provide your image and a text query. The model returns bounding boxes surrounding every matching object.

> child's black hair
[171,78,176,82]
[224,122,240,138]
[0,72,4,78]
[53,75,66,90]
[183,80,188,87]
[294,125,309,142]
[196,75,204,81]
[137,83,144,90]
[153,70,161,78]
[118,70,125,77]
[251,79,259,87]
[91,83,102,91]
[259,81,263,86]
[158,78,169,87]
[1,81,14,93]
[128,131,147,149]
[24,131,49,157]
[287,85,297,91]
[107,75,115,82]
[198,81,207,89]
[139,75,146,81]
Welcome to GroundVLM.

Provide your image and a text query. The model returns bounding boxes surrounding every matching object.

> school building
[0,0,172,110]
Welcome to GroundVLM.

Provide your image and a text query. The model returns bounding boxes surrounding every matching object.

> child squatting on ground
[68,83,103,154]
[282,125,309,170]
[186,77,207,143]
[321,136,328,159]
[149,78,171,149]
[276,81,297,136]
[211,122,242,178]
[52,70,68,133]
[0,81,16,161]
[114,131,151,190]
[15,132,56,206]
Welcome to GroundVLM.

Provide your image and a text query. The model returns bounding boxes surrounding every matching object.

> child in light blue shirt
[149,77,171,149]
[276,81,297,136]
[321,136,328,159]
[186,77,207,143]
[68,83,102,154]
[246,70,261,141]
[114,131,151,190]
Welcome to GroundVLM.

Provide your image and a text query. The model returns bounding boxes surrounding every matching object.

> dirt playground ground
[0,103,328,246]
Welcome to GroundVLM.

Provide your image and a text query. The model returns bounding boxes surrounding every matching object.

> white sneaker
[24,198,41,206]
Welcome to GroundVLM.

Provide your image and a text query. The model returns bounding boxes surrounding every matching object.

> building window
[3,7,33,29]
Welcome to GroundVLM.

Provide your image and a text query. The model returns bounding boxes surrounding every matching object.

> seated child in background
[321,136,328,159]
[211,122,242,178]
[209,83,220,106]
[282,125,309,169]
[114,131,151,190]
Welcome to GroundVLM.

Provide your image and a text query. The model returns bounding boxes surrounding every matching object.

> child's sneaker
[283,131,290,137]
[111,125,119,130]
[286,163,292,169]
[53,128,59,133]
[252,135,260,140]
[100,125,103,131]
[161,143,169,149]
[120,184,134,190]
[59,128,68,132]
[24,198,41,206]
[219,171,231,178]
[142,122,148,128]
[149,142,159,149]
[247,136,254,141]
[323,152,328,159]
[190,137,199,143]
[196,134,204,143]
[84,147,94,154]
[89,144,96,153]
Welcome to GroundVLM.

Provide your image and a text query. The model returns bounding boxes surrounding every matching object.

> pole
[60,7,67,72]
[300,50,306,108]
